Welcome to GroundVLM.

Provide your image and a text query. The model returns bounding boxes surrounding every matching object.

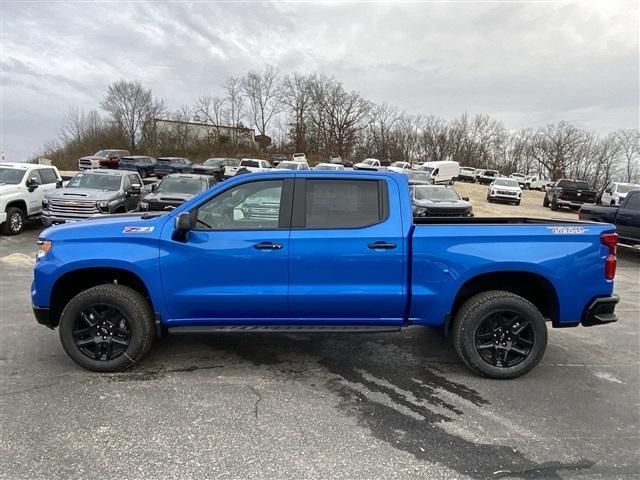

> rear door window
[301,179,386,229]
[624,192,640,210]
[39,168,58,184]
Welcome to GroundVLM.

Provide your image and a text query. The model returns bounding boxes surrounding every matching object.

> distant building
[154,118,257,147]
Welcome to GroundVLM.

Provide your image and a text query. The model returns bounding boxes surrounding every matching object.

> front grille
[424,208,469,217]
[48,199,99,218]
[496,190,517,196]
[246,206,279,220]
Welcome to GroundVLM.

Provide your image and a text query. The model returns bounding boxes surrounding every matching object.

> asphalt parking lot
[1,224,638,480]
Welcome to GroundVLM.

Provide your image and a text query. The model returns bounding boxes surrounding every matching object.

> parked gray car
[42,170,143,225]
[410,185,473,217]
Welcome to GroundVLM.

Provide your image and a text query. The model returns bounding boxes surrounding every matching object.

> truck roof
[0,162,56,170]
[79,169,128,176]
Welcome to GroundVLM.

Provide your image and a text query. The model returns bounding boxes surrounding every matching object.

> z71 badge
[123,226,155,233]
[547,226,587,234]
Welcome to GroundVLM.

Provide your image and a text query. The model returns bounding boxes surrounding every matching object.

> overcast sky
[1,1,638,161]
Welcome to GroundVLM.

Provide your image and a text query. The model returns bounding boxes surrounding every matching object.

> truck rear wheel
[543,195,549,207]
[452,290,547,379]
[58,284,155,372]
[550,198,559,211]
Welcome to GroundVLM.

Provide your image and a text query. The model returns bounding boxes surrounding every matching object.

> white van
[418,161,460,185]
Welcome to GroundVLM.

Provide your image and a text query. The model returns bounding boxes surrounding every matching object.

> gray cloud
[1,1,637,161]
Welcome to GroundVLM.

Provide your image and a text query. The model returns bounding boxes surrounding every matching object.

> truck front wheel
[452,290,548,379]
[1,207,26,235]
[58,284,155,372]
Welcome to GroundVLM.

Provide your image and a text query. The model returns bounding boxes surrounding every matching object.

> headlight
[97,201,110,213]
[139,202,148,210]
[37,240,52,259]
[42,199,49,208]
[414,207,427,217]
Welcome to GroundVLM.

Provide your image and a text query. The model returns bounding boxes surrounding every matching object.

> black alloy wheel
[474,311,534,368]
[72,304,131,361]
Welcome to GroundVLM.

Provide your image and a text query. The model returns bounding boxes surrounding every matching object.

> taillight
[601,232,618,280]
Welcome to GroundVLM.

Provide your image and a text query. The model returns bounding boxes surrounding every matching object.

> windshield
[240,160,260,168]
[362,159,376,165]
[558,180,590,189]
[460,167,475,173]
[0,168,26,185]
[67,173,121,191]
[495,179,520,187]
[204,159,225,167]
[511,173,526,178]
[409,171,431,182]
[315,164,337,170]
[484,170,498,176]
[276,162,299,170]
[94,150,115,158]
[618,184,639,194]
[421,166,435,174]
[391,162,407,168]
[157,177,204,195]
[414,187,460,201]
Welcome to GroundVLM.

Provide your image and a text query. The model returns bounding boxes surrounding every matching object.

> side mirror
[26,177,39,191]
[175,211,196,232]
[151,183,158,193]
[462,196,470,201]
[56,179,63,189]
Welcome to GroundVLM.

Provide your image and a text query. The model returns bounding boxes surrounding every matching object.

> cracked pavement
[1,223,639,479]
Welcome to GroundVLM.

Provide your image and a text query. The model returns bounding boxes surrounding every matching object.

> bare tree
[310,77,371,158]
[100,79,165,152]
[224,77,244,148]
[530,122,589,181]
[615,129,640,183]
[240,65,283,139]
[369,103,399,159]
[282,73,313,152]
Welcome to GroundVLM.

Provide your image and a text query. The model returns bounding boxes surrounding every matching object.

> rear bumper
[582,295,619,327]
[0,212,6,224]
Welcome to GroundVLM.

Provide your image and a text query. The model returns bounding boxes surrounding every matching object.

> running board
[168,325,401,334]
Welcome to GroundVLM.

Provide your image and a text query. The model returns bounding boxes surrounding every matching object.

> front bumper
[582,295,619,326]
[490,193,520,202]
[33,306,55,329]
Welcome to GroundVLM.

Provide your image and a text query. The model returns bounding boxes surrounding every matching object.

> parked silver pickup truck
[42,170,143,225]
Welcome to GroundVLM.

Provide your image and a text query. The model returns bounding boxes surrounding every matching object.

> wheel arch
[49,267,153,328]
[5,199,27,213]
[449,271,560,332]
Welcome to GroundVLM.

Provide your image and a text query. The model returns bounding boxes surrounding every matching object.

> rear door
[288,177,406,323]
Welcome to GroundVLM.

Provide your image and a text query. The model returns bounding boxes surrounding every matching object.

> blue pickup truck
[31,171,620,379]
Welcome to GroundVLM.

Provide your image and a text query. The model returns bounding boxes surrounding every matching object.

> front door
[159,178,292,323]
[288,177,406,323]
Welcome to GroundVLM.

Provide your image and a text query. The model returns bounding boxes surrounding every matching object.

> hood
[41,213,166,242]
[0,184,22,196]
[413,198,471,208]
[80,156,103,161]
[192,165,218,171]
[45,188,121,202]
[143,192,195,202]
[492,184,521,191]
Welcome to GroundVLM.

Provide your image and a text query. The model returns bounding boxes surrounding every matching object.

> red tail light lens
[601,232,618,280]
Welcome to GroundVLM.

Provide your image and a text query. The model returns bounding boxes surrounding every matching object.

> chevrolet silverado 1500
[32,171,619,378]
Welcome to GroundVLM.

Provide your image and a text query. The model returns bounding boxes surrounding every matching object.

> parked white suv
[292,153,307,162]
[487,177,522,205]
[0,163,62,234]
[600,181,640,206]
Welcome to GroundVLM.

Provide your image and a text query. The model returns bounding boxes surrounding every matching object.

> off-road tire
[59,284,155,372]
[543,195,549,207]
[452,290,548,379]
[550,198,559,211]
[1,207,26,235]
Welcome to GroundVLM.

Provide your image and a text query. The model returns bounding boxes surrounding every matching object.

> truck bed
[413,216,590,225]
